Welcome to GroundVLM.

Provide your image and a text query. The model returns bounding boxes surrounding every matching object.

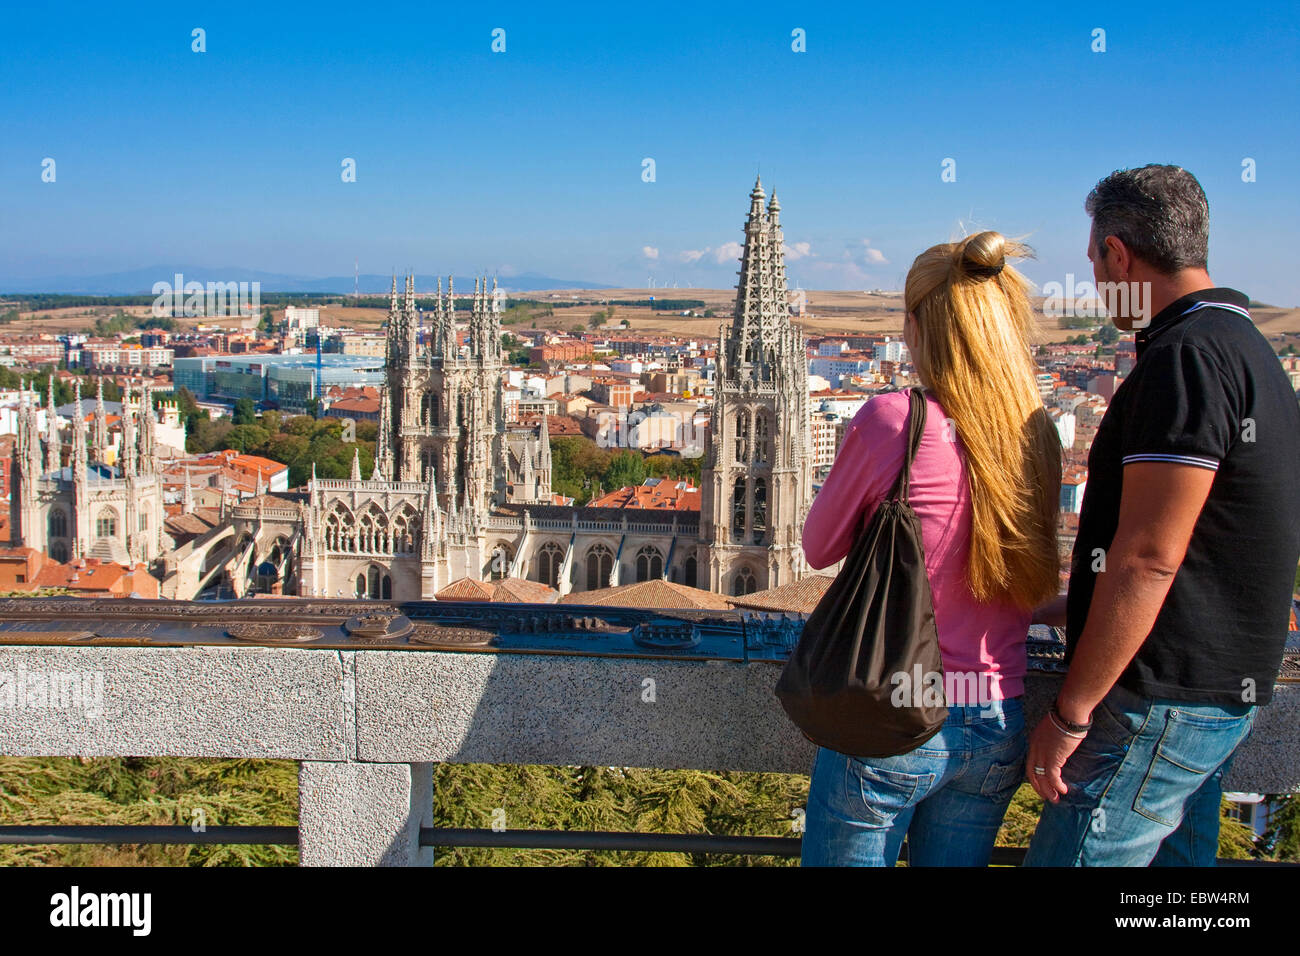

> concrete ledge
[0,645,1294,795]
[0,646,348,760]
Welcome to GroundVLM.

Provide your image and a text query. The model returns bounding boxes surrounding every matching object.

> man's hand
[1026,716,1083,802]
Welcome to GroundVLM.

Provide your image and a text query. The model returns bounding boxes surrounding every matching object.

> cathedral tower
[698,178,813,595]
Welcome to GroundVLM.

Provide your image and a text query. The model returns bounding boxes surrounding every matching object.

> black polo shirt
[1066,287,1300,706]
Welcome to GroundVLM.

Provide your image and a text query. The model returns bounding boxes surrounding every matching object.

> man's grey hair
[1085,165,1209,274]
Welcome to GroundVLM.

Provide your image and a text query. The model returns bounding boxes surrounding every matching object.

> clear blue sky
[2,1,1297,303]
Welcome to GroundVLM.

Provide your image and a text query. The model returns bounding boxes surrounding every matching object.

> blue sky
[2,1,1297,303]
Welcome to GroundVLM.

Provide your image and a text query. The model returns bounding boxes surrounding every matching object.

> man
[1025,165,1300,866]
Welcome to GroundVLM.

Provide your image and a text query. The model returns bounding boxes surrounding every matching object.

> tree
[232,398,257,426]
[603,450,647,492]
[1094,323,1120,345]
[1261,794,1300,860]
[227,424,270,454]
[188,418,233,454]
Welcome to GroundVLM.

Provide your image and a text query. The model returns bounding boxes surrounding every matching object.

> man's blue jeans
[801,698,1026,866]
[1025,682,1256,866]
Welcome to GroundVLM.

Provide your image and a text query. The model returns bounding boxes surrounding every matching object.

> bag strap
[888,387,928,504]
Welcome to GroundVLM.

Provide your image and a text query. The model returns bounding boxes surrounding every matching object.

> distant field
[6,290,1299,349]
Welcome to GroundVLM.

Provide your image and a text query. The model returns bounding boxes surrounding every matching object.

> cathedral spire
[121,380,136,478]
[138,381,155,474]
[724,175,794,387]
[182,464,195,511]
[374,383,394,480]
[386,274,404,369]
[350,447,362,481]
[93,377,108,461]
[44,377,59,474]
[421,466,442,559]
[404,273,419,359]
[71,379,88,486]
[17,378,41,481]
[445,275,457,356]
[432,276,445,357]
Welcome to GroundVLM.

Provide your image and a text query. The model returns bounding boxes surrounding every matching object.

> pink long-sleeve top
[803,389,1029,701]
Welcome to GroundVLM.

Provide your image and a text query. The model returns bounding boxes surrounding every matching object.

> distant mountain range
[1,266,616,296]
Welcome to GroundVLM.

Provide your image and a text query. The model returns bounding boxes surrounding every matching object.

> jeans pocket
[979,755,1026,799]
[1133,709,1252,828]
[848,760,936,828]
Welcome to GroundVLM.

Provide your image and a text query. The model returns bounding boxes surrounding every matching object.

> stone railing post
[297,760,434,866]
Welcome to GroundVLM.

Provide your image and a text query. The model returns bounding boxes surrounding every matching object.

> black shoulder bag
[774,387,947,757]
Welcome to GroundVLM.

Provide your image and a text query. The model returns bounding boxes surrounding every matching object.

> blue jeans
[1025,682,1256,867]
[801,698,1026,866]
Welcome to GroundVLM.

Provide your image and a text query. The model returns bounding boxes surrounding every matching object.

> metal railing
[1,824,1293,866]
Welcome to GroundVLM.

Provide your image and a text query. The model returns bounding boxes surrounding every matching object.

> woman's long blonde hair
[904,231,1061,609]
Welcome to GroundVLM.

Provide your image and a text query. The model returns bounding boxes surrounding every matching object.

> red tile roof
[590,480,700,511]
[728,575,836,614]
[558,579,731,609]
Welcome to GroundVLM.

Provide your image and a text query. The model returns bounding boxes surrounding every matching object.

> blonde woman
[800,231,1062,867]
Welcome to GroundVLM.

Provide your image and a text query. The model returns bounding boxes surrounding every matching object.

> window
[95,508,117,539]
[359,565,392,599]
[635,546,663,583]
[733,566,757,597]
[732,478,747,539]
[754,411,769,463]
[684,553,698,589]
[255,561,277,594]
[50,542,68,563]
[752,477,767,545]
[536,542,563,588]
[735,410,750,462]
[48,509,67,539]
[586,545,613,592]
[139,513,148,532]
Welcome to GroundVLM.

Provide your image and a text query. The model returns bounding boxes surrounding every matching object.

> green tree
[1262,794,1300,860]
[227,424,270,454]
[1094,323,1120,345]
[232,397,257,426]
[187,418,233,453]
[1217,800,1258,860]
[603,450,647,492]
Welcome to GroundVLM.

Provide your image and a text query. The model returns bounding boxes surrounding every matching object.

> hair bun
[957,231,1007,280]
